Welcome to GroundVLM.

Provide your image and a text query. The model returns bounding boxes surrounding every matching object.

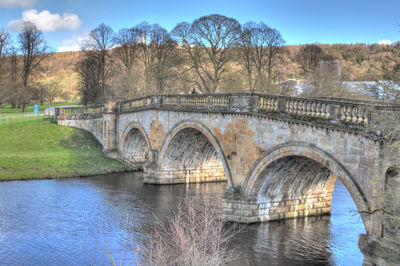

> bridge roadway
[55,93,400,262]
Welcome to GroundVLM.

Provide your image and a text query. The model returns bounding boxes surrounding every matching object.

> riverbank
[0,121,130,180]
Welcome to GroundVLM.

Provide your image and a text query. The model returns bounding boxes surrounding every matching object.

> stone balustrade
[55,93,398,132]
[54,105,103,121]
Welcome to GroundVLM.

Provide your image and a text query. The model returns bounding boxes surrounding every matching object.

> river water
[0,172,365,265]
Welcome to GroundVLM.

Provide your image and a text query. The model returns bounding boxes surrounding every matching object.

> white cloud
[8,9,81,32]
[0,0,36,8]
[57,32,88,52]
[378,39,393,46]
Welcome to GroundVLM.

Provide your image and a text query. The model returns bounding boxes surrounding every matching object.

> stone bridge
[55,93,400,262]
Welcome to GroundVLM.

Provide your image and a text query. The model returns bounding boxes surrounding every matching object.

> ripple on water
[0,173,364,265]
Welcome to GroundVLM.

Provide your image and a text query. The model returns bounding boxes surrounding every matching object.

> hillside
[40,51,83,99]
[38,42,400,99]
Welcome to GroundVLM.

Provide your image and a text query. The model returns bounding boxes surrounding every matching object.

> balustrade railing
[56,105,103,116]
[284,99,330,119]
[56,93,399,129]
[338,104,369,124]
[211,95,230,106]
[163,95,179,106]
[259,95,279,112]
[180,95,208,106]
[119,96,152,111]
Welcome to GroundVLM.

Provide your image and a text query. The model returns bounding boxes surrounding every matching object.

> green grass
[0,121,129,180]
[0,101,79,114]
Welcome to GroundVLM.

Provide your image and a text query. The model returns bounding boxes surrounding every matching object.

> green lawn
[0,121,129,180]
[0,101,79,114]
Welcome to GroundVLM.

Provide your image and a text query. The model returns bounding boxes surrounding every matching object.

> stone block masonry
[55,93,400,259]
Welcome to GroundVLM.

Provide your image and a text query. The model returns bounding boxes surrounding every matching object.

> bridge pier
[143,165,227,184]
[103,102,118,158]
[222,179,336,223]
[221,195,334,223]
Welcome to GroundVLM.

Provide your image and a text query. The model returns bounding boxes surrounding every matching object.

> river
[0,172,365,265]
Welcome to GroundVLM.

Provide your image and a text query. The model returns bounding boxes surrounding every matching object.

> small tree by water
[137,196,240,266]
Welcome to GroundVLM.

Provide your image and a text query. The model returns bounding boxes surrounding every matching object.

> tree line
[1,14,400,108]
[0,22,64,112]
[77,14,288,104]
[77,14,400,104]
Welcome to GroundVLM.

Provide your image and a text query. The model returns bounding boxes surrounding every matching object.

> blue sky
[1,0,399,52]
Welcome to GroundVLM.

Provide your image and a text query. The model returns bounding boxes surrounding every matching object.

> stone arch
[385,167,400,187]
[120,122,152,163]
[158,120,233,185]
[243,142,370,231]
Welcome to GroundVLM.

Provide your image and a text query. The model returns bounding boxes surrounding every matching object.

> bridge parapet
[54,105,103,121]
[115,93,397,132]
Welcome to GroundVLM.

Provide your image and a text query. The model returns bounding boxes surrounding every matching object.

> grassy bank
[0,121,129,180]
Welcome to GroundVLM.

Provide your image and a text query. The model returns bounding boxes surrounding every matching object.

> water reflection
[0,173,364,265]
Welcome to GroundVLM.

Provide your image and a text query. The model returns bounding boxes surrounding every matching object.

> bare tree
[38,79,61,107]
[78,23,115,104]
[173,14,241,93]
[265,26,285,80]
[296,44,324,82]
[8,47,19,108]
[0,28,10,75]
[237,24,254,92]
[136,22,155,91]
[18,22,48,112]
[133,23,179,94]
[149,24,177,94]
[113,27,142,97]
[238,22,285,92]
[113,27,141,74]
[171,22,205,92]
[0,28,11,105]
[138,196,240,265]
[76,54,101,105]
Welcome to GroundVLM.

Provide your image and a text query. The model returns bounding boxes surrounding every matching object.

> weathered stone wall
[118,110,378,184]
[116,109,380,232]
[57,117,103,145]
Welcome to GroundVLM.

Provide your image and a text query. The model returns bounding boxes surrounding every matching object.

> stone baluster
[285,100,290,113]
[352,107,359,123]
[289,100,293,114]
[346,106,353,122]
[278,98,286,112]
[299,100,303,114]
[361,108,369,124]
[273,98,278,111]
[311,102,317,117]
[207,95,213,108]
[263,97,268,110]
[301,101,307,116]
[306,102,312,116]
[316,102,320,117]
[323,104,329,119]
[292,99,296,114]
[339,105,346,121]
